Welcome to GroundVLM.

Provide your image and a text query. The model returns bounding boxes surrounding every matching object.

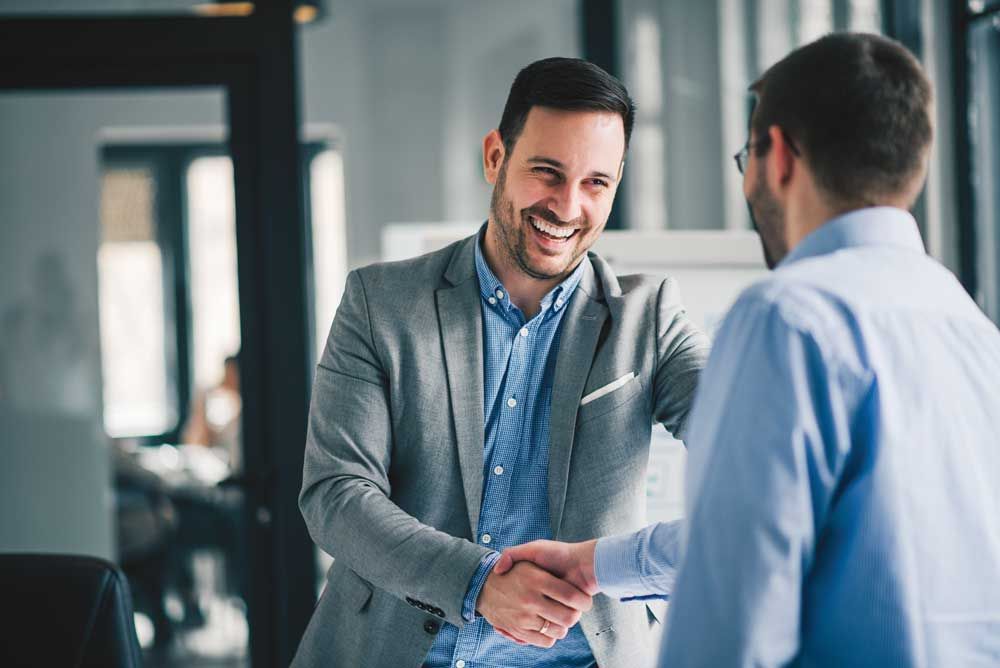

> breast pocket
[577,372,643,425]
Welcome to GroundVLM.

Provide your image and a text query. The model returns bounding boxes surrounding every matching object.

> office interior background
[0,0,997,666]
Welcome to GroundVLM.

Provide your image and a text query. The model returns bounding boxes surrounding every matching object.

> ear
[766,124,796,189]
[482,129,506,186]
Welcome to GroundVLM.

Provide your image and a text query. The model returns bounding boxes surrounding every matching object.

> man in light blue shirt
[496,33,1000,666]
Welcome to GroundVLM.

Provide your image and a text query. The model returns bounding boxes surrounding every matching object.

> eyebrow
[526,156,617,183]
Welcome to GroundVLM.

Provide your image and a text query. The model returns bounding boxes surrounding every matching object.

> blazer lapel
[436,236,486,538]
[548,259,609,538]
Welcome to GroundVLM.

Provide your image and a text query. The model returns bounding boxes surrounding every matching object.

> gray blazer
[293,233,709,668]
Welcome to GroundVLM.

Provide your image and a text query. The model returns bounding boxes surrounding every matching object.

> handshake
[475,539,599,648]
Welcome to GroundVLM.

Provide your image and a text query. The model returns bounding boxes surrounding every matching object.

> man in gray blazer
[294,57,709,668]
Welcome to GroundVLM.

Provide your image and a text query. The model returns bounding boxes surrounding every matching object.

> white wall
[301,0,581,267]
[440,0,581,223]
[0,90,225,559]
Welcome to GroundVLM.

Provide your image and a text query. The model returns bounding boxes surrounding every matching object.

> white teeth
[529,215,576,239]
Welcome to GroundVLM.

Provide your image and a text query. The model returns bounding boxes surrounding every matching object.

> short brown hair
[750,32,933,206]
[498,57,635,154]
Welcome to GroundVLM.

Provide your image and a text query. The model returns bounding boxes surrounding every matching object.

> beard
[488,159,588,281]
[746,164,787,270]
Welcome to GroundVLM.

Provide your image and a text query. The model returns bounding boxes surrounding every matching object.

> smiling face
[484,106,625,282]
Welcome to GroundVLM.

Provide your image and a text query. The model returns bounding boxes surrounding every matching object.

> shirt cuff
[595,530,669,601]
[461,550,502,622]
[596,524,680,601]
[595,531,644,599]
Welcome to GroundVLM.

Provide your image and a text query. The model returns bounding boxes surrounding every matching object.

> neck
[482,222,564,320]
[783,181,843,255]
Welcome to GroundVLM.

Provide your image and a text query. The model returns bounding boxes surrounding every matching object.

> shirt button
[506,397,517,408]
[519,327,528,337]
[495,289,504,299]
[556,298,564,307]
[494,465,504,476]
[456,661,466,668]
[487,297,497,305]
[481,533,492,544]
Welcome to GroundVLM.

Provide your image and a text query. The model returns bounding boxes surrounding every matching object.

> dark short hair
[498,57,635,155]
[750,32,933,205]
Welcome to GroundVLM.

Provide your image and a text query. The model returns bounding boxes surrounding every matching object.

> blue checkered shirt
[423,238,595,668]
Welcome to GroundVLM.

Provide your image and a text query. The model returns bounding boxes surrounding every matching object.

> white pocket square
[580,372,636,406]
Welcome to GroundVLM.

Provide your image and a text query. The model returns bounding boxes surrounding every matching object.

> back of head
[498,57,635,154]
[750,32,933,209]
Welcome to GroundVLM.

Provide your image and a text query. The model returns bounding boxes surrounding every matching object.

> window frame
[100,140,335,444]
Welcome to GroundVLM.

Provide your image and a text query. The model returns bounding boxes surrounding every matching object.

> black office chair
[0,553,143,667]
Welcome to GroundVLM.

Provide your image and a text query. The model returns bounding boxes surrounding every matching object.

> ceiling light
[192,1,322,23]
[192,1,255,18]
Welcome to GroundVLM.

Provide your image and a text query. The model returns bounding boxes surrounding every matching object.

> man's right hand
[476,561,592,648]
[493,539,599,596]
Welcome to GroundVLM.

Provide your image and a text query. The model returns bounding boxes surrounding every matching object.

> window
[98,165,176,437]
[308,148,349,357]
[620,0,881,232]
[97,139,346,441]
[968,10,1000,323]
[186,156,241,392]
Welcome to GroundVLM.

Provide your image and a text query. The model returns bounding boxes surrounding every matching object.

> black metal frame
[881,0,931,245]
[581,0,627,230]
[952,0,978,296]
[101,144,202,447]
[0,4,315,665]
[883,0,1000,299]
[953,1,1000,298]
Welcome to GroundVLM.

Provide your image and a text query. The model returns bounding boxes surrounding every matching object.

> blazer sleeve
[299,269,492,627]
[653,276,712,441]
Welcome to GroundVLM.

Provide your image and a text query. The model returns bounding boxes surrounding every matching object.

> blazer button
[424,620,440,634]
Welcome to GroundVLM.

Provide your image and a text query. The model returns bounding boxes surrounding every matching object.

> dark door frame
[952,1,1000,301]
[0,3,316,665]
[581,0,627,231]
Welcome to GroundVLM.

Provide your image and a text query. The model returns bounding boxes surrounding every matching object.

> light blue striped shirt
[425,234,594,667]
[596,207,1000,667]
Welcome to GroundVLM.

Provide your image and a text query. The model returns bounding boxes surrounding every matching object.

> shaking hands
[476,539,599,648]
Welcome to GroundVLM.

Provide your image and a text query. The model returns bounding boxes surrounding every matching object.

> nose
[547,181,583,224]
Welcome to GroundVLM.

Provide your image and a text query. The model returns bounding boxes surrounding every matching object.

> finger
[497,543,538,571]
[494,627,527,645]
[493,552,514,575]
[532,597,581,629]
[539,573,592,613]
[508,627,557,649]
[538,619,569,640]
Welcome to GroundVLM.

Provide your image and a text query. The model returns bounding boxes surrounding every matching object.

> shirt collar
[779,206,926,268]
[474,227,588,315]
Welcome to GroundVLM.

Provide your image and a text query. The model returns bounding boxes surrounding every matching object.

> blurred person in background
[181,352,241,472]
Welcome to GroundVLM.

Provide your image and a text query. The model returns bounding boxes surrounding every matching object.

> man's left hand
[494,539,599,596]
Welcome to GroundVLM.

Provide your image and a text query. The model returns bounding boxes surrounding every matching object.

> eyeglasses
[733,132,800,174]
[733,139,766,175]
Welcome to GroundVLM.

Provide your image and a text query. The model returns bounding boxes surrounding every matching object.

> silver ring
[538,619,550,635]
